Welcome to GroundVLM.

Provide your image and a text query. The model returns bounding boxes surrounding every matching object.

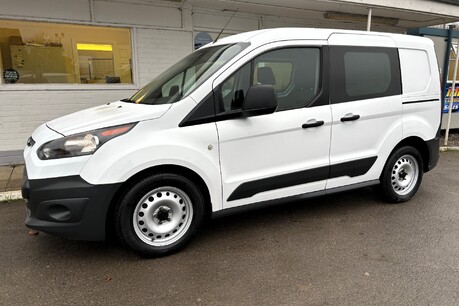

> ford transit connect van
[22,28,440,256]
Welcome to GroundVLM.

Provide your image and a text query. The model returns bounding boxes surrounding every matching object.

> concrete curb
[0,190,22,202]
[440,146,459,152]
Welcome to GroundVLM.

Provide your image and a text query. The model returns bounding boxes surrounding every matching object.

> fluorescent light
[77,43,113,52]
[324,12,399,26]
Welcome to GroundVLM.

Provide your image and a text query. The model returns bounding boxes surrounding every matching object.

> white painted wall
[0,0,91,22]
[136,28,193,87]
[93,1,182,28]
[0,89,133,151]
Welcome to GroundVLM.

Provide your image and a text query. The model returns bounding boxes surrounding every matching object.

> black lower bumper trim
[23,173,122,241]
[425,136,440,172]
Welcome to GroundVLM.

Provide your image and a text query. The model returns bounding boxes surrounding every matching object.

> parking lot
[0,151,458,305]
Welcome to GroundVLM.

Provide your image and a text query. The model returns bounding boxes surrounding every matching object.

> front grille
[26,137,35,147]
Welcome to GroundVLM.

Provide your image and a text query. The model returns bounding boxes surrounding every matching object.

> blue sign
[194,32,213,50]
[444,83,459,113]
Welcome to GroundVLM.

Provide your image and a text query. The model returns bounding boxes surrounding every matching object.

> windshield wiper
[121,98,135,103]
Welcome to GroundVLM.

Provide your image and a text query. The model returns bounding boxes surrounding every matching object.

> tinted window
[344,52,391,96]
[330,46,401,103]
[217,48,321,113]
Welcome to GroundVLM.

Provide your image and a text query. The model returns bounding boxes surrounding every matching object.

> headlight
[37,123,136,160]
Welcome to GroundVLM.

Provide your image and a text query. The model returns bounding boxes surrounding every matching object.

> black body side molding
[227,156,377,201]
[227,166,329,201]
[329,156,377,178]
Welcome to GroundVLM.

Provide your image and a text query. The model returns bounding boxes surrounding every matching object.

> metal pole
[367,8,372,31]
[445,36,459,146]
[441,26,454,123]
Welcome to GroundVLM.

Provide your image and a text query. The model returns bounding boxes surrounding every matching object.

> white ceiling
[186,0,459,31]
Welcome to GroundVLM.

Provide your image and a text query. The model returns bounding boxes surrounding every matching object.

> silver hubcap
[133,186,193,247]
[390,154,419,195]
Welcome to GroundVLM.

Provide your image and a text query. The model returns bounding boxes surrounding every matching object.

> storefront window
[0,20,132,84]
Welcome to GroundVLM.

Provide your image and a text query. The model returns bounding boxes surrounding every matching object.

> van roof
[209,28,433,48]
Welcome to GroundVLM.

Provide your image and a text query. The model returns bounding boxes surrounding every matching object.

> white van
[22,28,441,256]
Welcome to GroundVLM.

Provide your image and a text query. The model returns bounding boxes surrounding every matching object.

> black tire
[114,173,205,257]
[380,146,424,203]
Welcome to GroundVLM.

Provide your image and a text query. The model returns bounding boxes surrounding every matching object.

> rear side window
[330,46,401,103]
[344,52,391,97]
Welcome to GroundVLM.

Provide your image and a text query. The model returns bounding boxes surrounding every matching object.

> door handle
[340,113,360,122]
[302,119,324,129]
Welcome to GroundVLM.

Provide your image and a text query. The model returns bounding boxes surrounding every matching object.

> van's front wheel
[115,173,205,256]
[380,146,423,203]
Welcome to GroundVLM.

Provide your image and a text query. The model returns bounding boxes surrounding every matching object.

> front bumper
[22,170,122,241]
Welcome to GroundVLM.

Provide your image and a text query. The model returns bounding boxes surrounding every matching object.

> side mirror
[242,85,277,117]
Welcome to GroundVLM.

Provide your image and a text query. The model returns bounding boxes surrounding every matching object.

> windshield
[128,43,249,105]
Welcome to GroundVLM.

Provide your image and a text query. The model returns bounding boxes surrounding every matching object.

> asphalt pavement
[1,152,458,305]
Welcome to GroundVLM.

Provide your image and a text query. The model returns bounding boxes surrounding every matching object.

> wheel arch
[386,136,430,173]
[105,164,213,238]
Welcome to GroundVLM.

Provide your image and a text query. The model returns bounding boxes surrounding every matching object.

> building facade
[1,0,459,165]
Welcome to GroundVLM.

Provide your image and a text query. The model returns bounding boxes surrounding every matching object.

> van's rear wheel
[115,173,204,256]
[380,146,423,203]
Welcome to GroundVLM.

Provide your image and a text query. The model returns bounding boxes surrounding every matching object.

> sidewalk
[0,164,23,201]
[440,131,459,151]
[0,164,23,192]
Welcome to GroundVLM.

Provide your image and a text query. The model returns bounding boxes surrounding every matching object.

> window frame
[0,19,138,91]
[180,44,331,128]
[330,46,402,104]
